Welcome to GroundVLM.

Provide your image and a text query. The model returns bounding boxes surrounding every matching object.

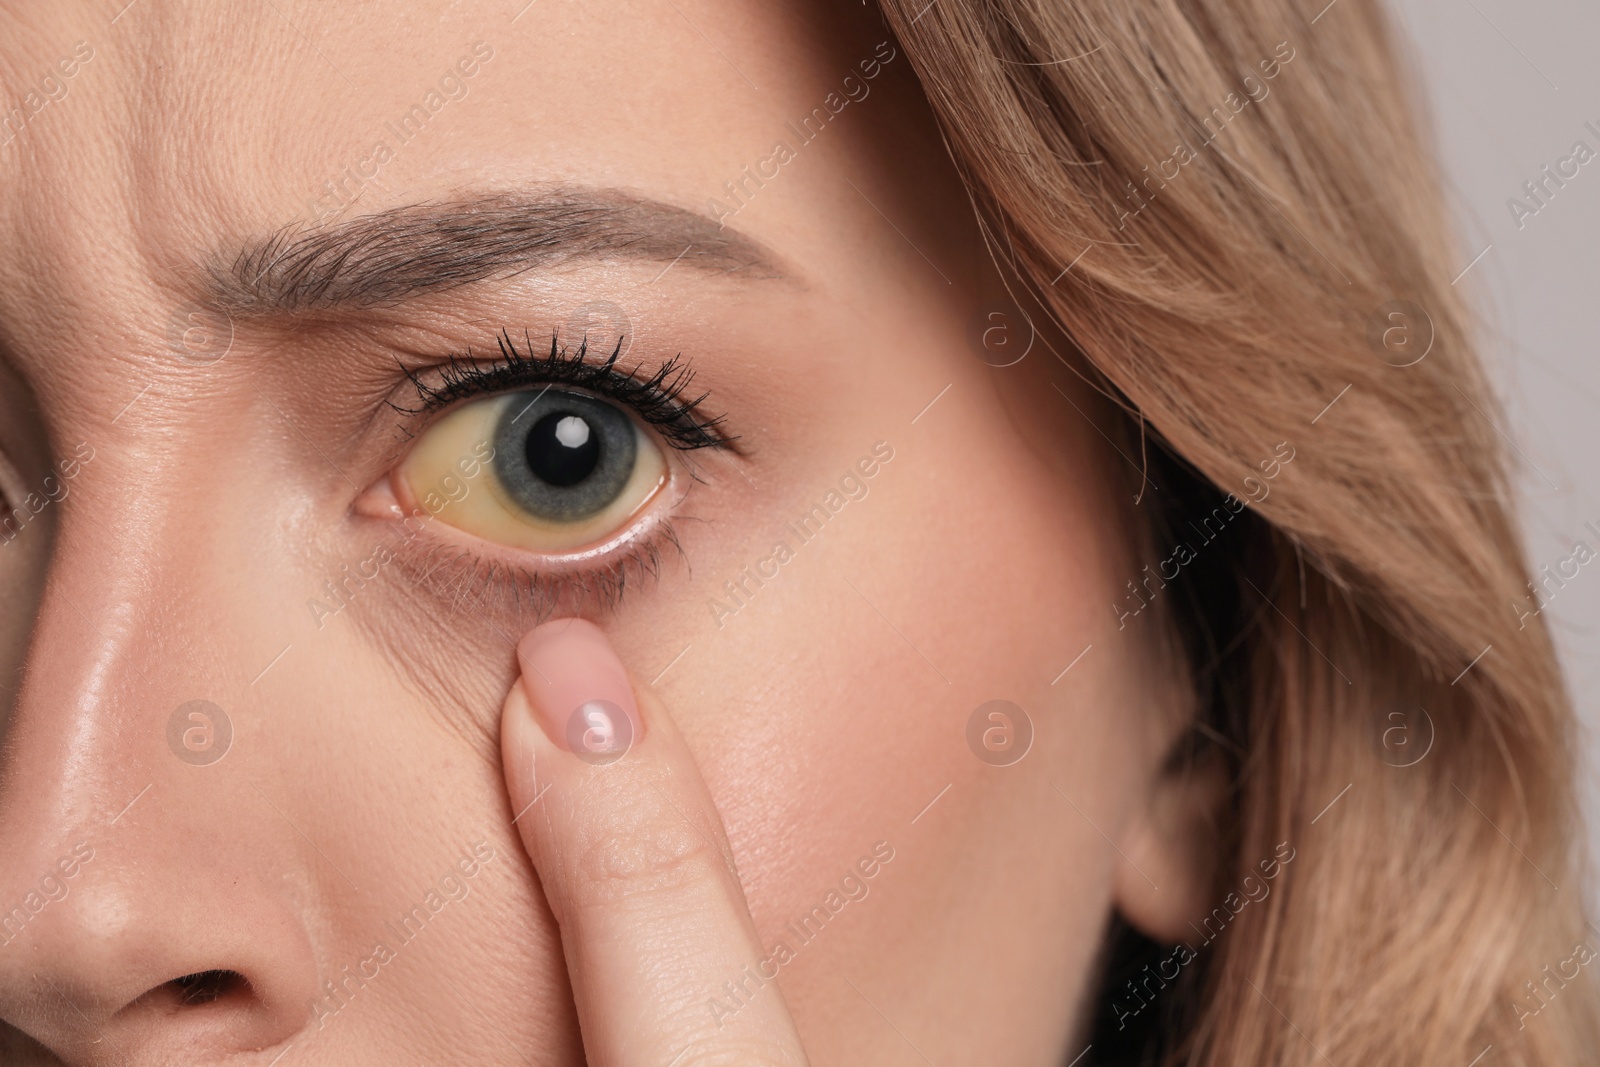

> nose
[0,459,320,1064]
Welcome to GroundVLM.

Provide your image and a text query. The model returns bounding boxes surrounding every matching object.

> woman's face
[0,2,1211,1063]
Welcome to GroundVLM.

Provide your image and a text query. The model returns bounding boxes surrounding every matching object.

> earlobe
[1112,754,1229,944]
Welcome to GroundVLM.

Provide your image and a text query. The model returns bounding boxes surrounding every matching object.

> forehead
[0,0,846,337]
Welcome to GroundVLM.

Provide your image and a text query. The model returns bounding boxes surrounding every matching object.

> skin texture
[0,1,1218,1063]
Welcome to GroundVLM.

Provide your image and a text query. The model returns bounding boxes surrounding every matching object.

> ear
[1112,748,1228,944]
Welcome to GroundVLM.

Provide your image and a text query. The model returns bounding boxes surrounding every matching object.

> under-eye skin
[395,388,668,553]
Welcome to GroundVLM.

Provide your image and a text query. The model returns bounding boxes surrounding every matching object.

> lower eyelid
[391,480,679,570]
[374,511,688,623]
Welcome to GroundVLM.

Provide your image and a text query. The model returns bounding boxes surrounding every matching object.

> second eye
[396,388,668,554]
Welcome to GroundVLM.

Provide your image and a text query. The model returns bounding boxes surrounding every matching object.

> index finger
[500,618,810,1067]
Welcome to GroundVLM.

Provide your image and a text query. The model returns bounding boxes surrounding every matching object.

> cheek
[636,364,1145,1058]
[268,627,582,1053]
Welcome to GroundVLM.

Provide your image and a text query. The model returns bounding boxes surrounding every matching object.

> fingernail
[517,618,640,763]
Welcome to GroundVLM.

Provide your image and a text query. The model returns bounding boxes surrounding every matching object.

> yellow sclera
[396,393,667,554]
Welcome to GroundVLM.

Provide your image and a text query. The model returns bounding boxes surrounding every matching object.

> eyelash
[396,329,737,454]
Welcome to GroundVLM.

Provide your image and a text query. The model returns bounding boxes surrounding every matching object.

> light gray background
[1385,0,1599,886]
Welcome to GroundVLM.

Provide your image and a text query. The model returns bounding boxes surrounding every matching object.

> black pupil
[526,411,600,488]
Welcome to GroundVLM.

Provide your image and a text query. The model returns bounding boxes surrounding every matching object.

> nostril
[165,969,249,1007]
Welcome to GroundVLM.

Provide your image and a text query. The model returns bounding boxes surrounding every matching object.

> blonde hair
[875,0,1599,1061]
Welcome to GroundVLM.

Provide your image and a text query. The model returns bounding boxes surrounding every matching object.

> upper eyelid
[394,330,740,454]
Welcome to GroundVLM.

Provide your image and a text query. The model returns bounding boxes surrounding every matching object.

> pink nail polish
[517,618,640,764]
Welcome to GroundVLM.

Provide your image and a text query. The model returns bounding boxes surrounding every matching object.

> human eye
[374,331,733,559]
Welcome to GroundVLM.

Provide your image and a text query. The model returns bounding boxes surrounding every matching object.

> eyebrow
[210,188,784,315]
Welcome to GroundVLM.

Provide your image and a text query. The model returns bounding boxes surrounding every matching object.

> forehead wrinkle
[208,187,787,316]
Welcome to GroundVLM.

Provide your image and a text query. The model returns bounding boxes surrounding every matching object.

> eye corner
[353,472,408,522]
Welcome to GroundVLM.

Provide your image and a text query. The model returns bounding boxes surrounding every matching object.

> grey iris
[491,389,637,523]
